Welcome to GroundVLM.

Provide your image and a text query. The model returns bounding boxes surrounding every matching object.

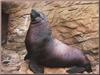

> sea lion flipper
[29,60,44,73]
[67,67,85,73]
[24,49,33,60]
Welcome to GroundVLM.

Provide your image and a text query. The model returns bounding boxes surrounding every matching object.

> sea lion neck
[30,21,42,28]
[29,20,48,28]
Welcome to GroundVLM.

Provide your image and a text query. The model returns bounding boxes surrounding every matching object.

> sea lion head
[31,9,48,23]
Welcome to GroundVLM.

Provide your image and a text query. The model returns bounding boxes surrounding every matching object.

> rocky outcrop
[1,0,99,74]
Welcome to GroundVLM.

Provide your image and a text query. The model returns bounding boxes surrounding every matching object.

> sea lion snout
[31,9,48,23]
[31,9,42,22]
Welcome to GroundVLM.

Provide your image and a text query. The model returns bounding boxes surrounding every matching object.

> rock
[71,29,82,36]
[86,54,95,63]
[27,69,34,74]
[76,26,87,33]
[3,42,25,51]
[19,60,34,74]
[11,71,21,74]
[19,61,29,74]
[81,38,99,50]
[63,21,78,29]
[64,38,78,45]
[91,49,99,55]
[70,43,82,50]
[2,1,32,14]
[94,65,99,74]
[52,29,64,41]
[8,14,30,37]
[44,68,67,74]
[61,33,73,39]
[56,26,72,33]
[74,32,99,42]
[1,65,19,73]
[1,50,21,68]
[76,18,99,33]
[18,49,27,60]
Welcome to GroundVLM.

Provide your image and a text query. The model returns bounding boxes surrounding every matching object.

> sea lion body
[37,39,85,67]
[25,10,92,73]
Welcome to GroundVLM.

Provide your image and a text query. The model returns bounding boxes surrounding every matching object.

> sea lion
[24,9,92,73]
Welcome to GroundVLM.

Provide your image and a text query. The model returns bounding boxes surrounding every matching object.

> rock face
[1,0,99,74]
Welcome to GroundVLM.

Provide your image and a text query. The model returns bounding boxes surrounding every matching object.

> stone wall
[1,0,99,74]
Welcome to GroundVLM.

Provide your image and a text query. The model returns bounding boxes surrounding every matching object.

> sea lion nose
[31,9,41,21]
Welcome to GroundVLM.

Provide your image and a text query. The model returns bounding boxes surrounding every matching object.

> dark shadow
[1,2,9,45]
